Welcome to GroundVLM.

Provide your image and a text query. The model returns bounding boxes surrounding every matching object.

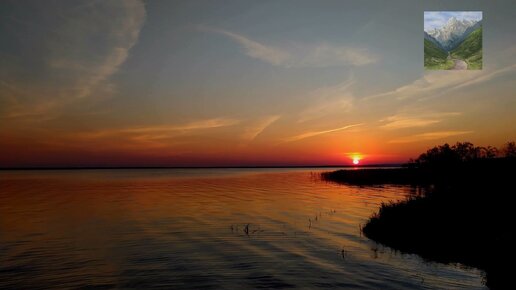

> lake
[0,168,486,289]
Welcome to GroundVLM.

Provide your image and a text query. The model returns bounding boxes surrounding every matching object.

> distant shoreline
[0,164,402,171]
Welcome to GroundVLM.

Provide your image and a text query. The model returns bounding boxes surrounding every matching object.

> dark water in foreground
[0,169,486,289]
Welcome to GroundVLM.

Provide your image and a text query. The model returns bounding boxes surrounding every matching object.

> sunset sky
[1,0,515,167]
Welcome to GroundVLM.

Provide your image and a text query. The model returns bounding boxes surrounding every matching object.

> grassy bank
[424,39,454,70]
[451,27,482,70]
[323,142,516,289]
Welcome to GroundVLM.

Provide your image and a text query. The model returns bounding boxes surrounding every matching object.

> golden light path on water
[0,168,486,289]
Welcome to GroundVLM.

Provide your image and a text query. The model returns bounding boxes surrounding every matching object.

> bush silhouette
[323,141,516,289]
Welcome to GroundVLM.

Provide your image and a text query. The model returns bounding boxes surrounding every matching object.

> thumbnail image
[424,11,482,70]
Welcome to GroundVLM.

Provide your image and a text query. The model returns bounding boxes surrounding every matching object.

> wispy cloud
[380,112,461,130]
[282,123,363,143]
[78,118,240,139]
[365,72,481,101]
[388,130,473,144]
[290,42,377,67]
[0,0,146,119]
[201,27,376,67]
[201,27,289,65]
[241,115,281,141]
[451,63,516,91]
[364,63,516,102]
[297,76,355,123]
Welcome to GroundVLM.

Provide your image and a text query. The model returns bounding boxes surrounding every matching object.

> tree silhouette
[410,141,514,168]
[502,142,516,158]
[480,146,498,159]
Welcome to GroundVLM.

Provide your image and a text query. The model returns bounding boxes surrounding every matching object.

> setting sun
[348,153,362,165]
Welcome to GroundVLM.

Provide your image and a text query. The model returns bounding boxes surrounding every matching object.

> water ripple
[0,169,487,289]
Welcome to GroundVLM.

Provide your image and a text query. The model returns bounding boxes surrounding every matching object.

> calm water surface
[0,169,486,289]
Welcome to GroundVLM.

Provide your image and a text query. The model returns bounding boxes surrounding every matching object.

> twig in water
[371,245,378,259]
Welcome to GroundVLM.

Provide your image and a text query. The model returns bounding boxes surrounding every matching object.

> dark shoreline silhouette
[323,142,516,289]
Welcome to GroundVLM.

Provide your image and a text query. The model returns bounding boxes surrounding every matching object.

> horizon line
[0,164,403,170]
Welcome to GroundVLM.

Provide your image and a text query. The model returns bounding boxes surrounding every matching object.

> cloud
[454,11,483,22]
[282,123,363,143]
[66,117,240,151]
[0,0,146,119]
[78,118,240,139]
[201,27,289,66]
[424,12,448,31]
[290,42,376,67]
[364,63,516,102]
[365,72,481,101]
[388,130,473,144]
[201,27,376,67]
[424,11,482,31]
[382,117,439,130]
[241,115,281,141]
[297,76,355,123]
[451,63,516,91]
[380,112,461,130]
